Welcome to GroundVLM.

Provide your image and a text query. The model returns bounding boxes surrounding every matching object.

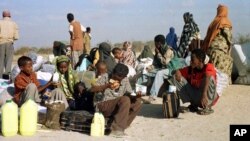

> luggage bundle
[162,85,180,118]
[60,110,110,133]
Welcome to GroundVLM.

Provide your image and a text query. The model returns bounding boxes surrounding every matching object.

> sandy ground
[1,84,250,141]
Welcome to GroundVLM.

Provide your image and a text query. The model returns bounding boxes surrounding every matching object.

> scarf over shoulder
[202,4,232,52]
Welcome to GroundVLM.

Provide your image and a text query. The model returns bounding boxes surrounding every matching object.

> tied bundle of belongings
[162,85,180,118]
[60,110,110,134]
[44,101,65,130]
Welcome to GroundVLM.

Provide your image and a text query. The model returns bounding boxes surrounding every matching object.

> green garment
[56,55,79,100]
[137,45,154,60]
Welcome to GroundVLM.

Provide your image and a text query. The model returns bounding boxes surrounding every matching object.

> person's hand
[110,82,120,90]
[52,82,61,88]
[88,64,96,71]
[175,70,182,82]
[136,91,142,98]
[201,94,208,108]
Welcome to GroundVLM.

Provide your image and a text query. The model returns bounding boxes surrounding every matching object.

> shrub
[37,47,53,54]
[235,34,250,45]
[14,47,35,55]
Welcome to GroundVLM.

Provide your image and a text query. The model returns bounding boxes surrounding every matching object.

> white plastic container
[1,100,18,137]
[90,112,105,137]
[20,99,38,136]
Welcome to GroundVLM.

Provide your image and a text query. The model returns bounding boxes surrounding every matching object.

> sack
[232,44,250,76]
[45,102,65,130]
[76,57,92,72]
[234,73,250,85]
[40,64,56,74]
[216,69,229,96]
[89,47,99,63]
[162,92,180,118]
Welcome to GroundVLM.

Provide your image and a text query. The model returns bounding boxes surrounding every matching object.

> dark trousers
[0,42,14,78]
[97,96,142,131]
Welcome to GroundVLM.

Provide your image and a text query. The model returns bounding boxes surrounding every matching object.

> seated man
[90,63,142,137]
[14,56,68,108]
[146,35,176,103]
[173,49,217,115]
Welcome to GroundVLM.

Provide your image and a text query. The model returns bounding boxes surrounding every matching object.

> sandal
[198,108,214,115]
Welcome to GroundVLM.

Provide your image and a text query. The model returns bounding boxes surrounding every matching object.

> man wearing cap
[0,10,19,78]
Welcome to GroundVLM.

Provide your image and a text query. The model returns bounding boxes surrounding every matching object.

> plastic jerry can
[90,112,105,137]
[1,100,18,137]
[20,99,38,136]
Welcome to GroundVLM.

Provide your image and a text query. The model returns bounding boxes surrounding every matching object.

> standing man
[0,10,19,78]
[67,13,85,67]
[83,27,91,54]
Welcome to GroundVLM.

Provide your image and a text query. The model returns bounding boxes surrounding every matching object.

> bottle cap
[6,100,12,103]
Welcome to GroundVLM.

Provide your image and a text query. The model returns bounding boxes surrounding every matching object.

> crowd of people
[0,4,234,137]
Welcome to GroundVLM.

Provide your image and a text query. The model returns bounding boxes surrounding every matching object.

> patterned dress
[207,27,233,79]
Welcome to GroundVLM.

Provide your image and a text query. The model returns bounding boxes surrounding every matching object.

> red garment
[14,71,40,104]
[180,63,216,88]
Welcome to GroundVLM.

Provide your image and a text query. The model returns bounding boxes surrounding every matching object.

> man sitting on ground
[173,49,217,115]
[90,63,142,137]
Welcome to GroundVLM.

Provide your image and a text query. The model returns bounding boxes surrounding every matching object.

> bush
[235,34,250,45]
[37,48,53,54]
[14,47,36,55]
[15,47,52,55]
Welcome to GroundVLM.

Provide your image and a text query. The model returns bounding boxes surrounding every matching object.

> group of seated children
[14,53,142,136]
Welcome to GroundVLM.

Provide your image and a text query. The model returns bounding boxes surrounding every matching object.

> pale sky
[1,0,250,48]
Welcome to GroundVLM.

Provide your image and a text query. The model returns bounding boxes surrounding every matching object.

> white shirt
[69,20,86,32]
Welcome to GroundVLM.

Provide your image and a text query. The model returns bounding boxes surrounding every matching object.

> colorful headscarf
[202,4,232,52]
[178,12,200,58]
[56,55,78,100]
[121,41,136,68]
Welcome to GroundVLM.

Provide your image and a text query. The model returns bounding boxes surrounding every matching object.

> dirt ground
[0,84,250,141]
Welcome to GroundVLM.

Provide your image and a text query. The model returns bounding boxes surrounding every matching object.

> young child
[14,56,68,108]
[56,55,79,110]
[95,61,108,79]
[112,47,123,63]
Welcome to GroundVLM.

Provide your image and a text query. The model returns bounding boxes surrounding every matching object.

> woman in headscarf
[120,41,136,68]
[98,42,117,75]
[178,12,200,58]
[201,4,233,81]
[166,27,178,51]
[137,45,154,60]
[56,55,79,109]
